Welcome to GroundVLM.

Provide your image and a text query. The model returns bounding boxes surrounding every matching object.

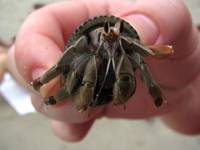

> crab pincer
[76,55,102,112]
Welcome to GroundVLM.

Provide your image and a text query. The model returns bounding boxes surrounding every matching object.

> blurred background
[0,0,200,150]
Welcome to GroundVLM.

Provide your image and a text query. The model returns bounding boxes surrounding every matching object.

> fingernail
[123,14,159,44]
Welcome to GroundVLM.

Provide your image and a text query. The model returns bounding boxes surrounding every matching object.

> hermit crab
[32,16,173,112]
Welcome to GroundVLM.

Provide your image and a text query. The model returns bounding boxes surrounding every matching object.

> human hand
[8,0,200,141]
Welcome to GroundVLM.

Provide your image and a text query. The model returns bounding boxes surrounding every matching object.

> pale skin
[7,0,200,141]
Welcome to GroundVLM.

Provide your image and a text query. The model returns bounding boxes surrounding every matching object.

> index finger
[15,0,109,83]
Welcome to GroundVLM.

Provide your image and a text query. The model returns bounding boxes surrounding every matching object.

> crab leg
[65,54,92,95]
[127,51,163,107]
[112,39,136,106]
[132,53,163,107]
[32,36,89,91]
[44,54,92,105]
[58,36,89,65]
[140,61,163,107]
[112,54,136,106]
[31,64,64,91]
[75,55,101,112]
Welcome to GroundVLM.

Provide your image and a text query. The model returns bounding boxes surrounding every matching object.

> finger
[15,0,108,83]
[51,119,94,142]
[12,0,109,123]
[105,0,200,118]
[31,93,103,123]
[115,0,200,88]
[7,46,32,90]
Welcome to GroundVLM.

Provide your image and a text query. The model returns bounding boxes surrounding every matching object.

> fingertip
[51,120,94,142]
[114,0,199,88]
[15,33,62,82]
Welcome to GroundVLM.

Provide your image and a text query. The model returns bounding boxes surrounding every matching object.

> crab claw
[75,55,101,112]
[113,54,136,105]
[77,82,95,112]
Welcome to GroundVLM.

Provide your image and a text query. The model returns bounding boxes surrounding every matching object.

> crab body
[32,16,173,112]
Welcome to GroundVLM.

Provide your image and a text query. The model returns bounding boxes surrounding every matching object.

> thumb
[105,0,200,118]
[113,0,200,88]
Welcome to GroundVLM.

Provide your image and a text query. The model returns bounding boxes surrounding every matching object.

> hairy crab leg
[112,54,136,106]
[65,54,92,95]
[140,61,163,107]
[133,53,163,107]
[75,55,101,112]
[44,54,92,105]
[57,35,90,66]
[32,36,89,91]
[112,39,135,106]
[31,64,64,91]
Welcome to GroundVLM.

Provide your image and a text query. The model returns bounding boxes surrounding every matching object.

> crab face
[32,16,173,112]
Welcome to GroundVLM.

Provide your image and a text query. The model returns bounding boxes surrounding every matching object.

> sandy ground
[0,0,200,150]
